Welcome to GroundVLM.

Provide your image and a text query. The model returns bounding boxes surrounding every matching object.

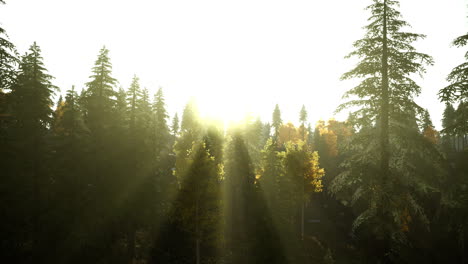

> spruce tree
[153,87,170,159]
[171,113,180,138]
[299,105,308,141]
[174,99,201,183]
[441,103,456,151]
[334,0,437,260]
[152,139,221,264]
[224,132,285,264]
[84,46,117,135]
[9,41,57,262]
[11,42,57,130]
[439,33,468,104]
[0,3,18,94]
[126,75,142,132]
[272,104,282,142]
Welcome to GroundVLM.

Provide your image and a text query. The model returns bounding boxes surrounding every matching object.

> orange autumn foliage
[423,126,439,145]
[278,122,302,145]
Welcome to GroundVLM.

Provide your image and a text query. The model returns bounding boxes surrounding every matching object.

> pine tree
[282,141,324,241]
[421,109,438,144]
[11,42,57,130]
[114,86,127,125]
[174,99,201,183]
[84,46,117,135]
[126,75,142,132]
[224,132,286,264]
[153,87,170,159]
[0,4,18,94]
[441,103,456,151]
[439,25,468,151]
[259,137,283,216]
[454,102,467,150]
[152,139,221,264]
[299,105,308,141]
[171,113,180,138]
[334,0,437,260]
[439,33,468,104]
[272,104,282,142]
[242,116,266,173]
[50,86,91,263]
[152,87,176,223]
[8,41,57,262]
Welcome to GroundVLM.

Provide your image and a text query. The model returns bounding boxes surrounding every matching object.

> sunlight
[196,95,247,124]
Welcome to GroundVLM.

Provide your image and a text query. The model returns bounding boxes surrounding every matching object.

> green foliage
[259,137,284,206]
[1,2,466,263]
[334,0,442,260]
[439,34,468,103]
[0,23,18,93]
[171,112,180,137]
[338,0,433,128]
[153,87,171,160]
[272,104,282,140]
[11,42,57,130]
[83,46,117,134]
[174,99,201,182]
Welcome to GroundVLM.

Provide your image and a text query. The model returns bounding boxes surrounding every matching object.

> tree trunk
[380,0,390,185]
[196,197,200,264]
[378,1,391,261]
[301,200,304,241]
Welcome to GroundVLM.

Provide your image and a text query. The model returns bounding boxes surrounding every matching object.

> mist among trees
[1,0,467,263]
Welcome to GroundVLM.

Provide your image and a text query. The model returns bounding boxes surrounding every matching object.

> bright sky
[1,0,467,128]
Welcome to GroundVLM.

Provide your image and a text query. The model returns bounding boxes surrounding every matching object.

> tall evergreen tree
[171,113,180,138]
[7,42,57,263]
[439,32,468,104]
[272,104,282,142]
[224,132,285,264]
[334,0,437,260]
[0,3,18,95]
[153,87,170,159]
[259,138,283,209]
[152,138,221,264]
[299,105,308,141]
[441,103,456,151]
[174,99,201,183]
[11,42,57,129]
[84,46,117,135]
[126,75,142,131]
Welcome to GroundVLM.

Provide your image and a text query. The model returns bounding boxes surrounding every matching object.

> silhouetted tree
[272,104,282,142]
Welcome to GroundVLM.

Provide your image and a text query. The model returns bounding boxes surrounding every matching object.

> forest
[0,0,467,263]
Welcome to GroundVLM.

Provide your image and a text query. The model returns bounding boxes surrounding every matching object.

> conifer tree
[441,103,456,151]
[84,46,117,135]
[243,116,266,173]
[11,42,57,130]
[126,75,142,131]
[152,87,176,222]
[9,41,57,262]
[171,113,180,138]
[439,32,468,105]
[153,139,221,264]
[115,86,127,124]
[272,104,282,142]
[299,105,308,141]
[224,132,285,264]
[0,6,18,94]
[334,0,437,259]
[174,99,201,182]
[153,87,170,159]
[259,137,283,216]
[282,141,324,241]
